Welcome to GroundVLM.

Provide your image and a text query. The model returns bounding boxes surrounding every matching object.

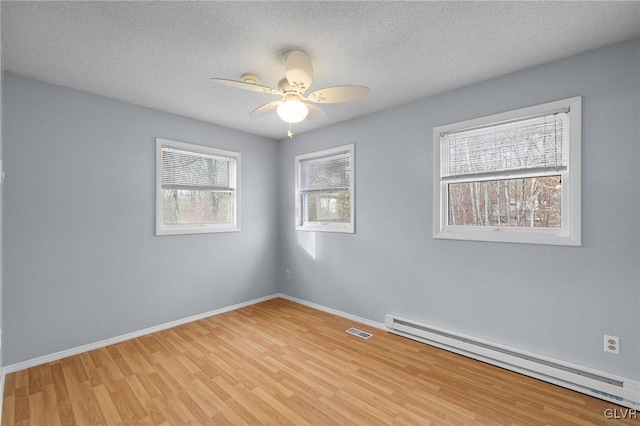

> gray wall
[3,73,279,365]
[277,39,640,379]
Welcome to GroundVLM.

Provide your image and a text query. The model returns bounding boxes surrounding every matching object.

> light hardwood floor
[2,298,637,425]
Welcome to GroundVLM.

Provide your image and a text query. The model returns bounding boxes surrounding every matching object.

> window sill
[297,223,354,234]
[434,227,580,246]
[156,224,240,236]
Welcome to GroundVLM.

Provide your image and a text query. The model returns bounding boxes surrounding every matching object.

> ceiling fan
[211,50,370,133]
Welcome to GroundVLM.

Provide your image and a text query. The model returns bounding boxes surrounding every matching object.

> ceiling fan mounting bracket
[282,50,296,61]
[241,74,259,85]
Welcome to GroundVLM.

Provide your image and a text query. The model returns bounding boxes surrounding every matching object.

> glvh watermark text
[604,408,637,420]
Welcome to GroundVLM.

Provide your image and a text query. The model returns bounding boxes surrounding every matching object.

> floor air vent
[346,327,372,339]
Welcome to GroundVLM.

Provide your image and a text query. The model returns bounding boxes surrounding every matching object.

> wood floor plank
[188,379,222,418]
[28,391,45,426]
[41,384,58,417]
[146,370,177,400]
[93,384,122,425]
[129,338,160,368]
[251,386,311,426]
[152,395,191,426]
[1,395,15,426]
[27,366,44,396]
[13,388,29,424]
[57,402,76,426]
[174,388,212,425]
[196,379,258,425]
[78,353,103,388]
[214,377,275,423]
[109,378,147,423]
[3,298,637,425]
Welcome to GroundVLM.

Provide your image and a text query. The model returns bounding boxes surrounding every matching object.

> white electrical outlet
[285,270,291,279]
[604,335,620,354]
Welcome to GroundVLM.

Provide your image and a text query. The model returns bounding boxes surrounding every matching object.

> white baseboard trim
[276,293,387,331]
[2,293,279,374]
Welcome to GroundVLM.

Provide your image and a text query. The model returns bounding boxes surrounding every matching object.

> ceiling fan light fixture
[277,97,309,123]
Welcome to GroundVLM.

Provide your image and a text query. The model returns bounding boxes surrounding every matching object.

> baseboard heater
[385,314,640,409]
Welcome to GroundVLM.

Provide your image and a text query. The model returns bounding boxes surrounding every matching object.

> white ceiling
[3,1,640,140]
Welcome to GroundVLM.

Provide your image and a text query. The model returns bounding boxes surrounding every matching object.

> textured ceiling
[2,1,640,140]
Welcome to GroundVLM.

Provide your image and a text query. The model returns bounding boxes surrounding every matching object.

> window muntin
[156,138,240,235]
[296,145,354,233]
[434,97,581,246]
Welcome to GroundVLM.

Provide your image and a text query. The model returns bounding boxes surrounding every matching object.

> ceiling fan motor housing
[278,78,297,94]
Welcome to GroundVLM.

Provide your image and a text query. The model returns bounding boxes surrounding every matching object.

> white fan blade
[307,85,370,103]
[285,51,313,93]
[306,104,327,121]
[211,78,281,95]
[250,100,280,117]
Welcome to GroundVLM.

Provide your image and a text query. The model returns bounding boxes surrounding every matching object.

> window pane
[163,189,232,225]
[444,113,567,177]
[162,149,230,189]
[448,176,561,228]
[300,152,351,191]
[305,190,350,223]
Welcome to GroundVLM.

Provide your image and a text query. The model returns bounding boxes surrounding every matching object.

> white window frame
[295,144,355,233]
[433,97,581,246]
[156,138,240,236]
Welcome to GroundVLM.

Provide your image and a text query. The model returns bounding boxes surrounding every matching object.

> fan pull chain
[288,123,293,139]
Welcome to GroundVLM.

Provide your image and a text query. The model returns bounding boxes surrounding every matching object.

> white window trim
[295,144,355,233]
[433,97,581,246]
[156,138,241,236]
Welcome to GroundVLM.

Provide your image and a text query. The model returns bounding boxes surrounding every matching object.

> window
[433,97,581,246]
[156,138,240,235]
[295,144,355,233]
